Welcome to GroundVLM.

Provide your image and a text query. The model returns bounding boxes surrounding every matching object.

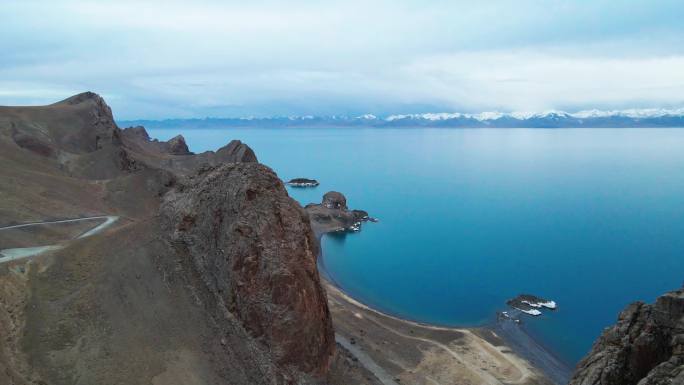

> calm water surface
[149,127,684,363]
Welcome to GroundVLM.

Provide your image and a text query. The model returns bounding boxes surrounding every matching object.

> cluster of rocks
[305,191,375,236]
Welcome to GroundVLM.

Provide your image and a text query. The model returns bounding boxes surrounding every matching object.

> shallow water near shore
[149,126,684,364]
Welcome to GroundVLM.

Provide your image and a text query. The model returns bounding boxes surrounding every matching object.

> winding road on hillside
[0,215,119,264]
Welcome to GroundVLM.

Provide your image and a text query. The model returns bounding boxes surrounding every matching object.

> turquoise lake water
[149,127,684,364]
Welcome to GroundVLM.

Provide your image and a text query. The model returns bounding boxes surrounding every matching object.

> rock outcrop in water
[286,178,320,187]
[506,294,557,316]
[569,288,684,385]
[305,191,373,235]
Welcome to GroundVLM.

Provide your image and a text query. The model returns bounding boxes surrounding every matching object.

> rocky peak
[569,288,684,385]
[122,125,150,141]
[216,139,258,163]
[54,91,105,106]
[52,91,120,152]
[166,134,191,155]
[56,92,117,143]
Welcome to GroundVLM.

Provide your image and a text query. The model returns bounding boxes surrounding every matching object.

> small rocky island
[506,294,557,316]
[305,191,375,235]
[286,178,320,187]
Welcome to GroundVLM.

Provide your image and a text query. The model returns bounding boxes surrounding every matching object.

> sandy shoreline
[317,234,571,385]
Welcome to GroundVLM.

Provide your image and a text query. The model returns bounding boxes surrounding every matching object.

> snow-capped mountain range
[120,108,684,129]
[385,108,684,122]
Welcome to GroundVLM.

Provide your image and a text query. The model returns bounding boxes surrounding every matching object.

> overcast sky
[1,0,683,119]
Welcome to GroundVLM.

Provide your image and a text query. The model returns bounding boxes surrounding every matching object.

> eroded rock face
[569,288,684,385]
[161,163,335,380]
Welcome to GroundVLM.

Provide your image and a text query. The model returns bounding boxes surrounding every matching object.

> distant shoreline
[128,122,684,130]
[119,109,684,129]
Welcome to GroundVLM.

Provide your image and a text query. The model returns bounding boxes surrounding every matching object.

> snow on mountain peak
[357,114,378,120]
[384,108,684,122]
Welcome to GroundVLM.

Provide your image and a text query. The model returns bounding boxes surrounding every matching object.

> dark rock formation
[305,191,373,235]
[122,125,150,141]
[216,139,258,163]
[161,163,335,379]
[287,178,320,187]
[165,135,191,155]
[569,288,684,385]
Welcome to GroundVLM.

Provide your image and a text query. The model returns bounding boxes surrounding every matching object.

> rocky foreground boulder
[569,288,684,385]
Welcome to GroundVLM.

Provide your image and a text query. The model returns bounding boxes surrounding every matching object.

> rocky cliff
[0,92,343,385]
[161,163,334,378]
[569,288,684,385]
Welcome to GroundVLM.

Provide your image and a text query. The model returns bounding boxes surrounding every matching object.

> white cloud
[1,1,683,118]
[395,52,684,111]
